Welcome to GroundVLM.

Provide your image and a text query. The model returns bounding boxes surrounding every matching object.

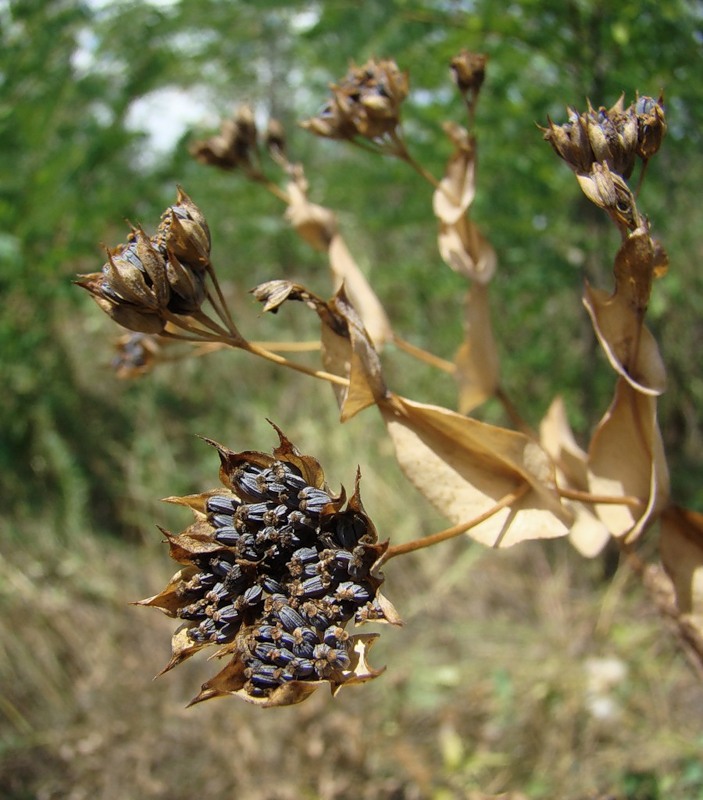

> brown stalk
[558,486,644,509]
[392,334,456,374]
[380,482,530,563]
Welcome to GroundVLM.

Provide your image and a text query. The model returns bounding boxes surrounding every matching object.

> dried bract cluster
[543,94,666,180]
[301,58,409,142]
[190,105,260,171]
[450,50,487,96]
[76,188,210,334]
[138,427,399,707]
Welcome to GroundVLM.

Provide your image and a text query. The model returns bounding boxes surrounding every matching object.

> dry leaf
[285,173,392,347]
[660,506,703,620]
[539,397,610,557]
[437,216,497,283]
[455,283,499,413]
[582,229,667,395]
[379,394,571,547]
[285,180,337,251]
[320,287,388,420]
[588,377,669,541]
[328,233,393,347]
[432,143,476,224]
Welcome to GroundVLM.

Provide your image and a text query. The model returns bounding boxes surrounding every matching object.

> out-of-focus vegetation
[1,1,702,798]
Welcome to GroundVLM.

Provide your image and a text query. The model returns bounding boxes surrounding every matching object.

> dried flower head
[543,94,666,181]
[301,58,409,142]
[138,425,400,707]
[77,189,211,332]
[190,105,260,171]
[450,50,487,96]
[112,332,161,379]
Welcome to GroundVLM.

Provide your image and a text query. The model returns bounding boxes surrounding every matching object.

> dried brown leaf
[539,397,610,557]
[455,283,499,413]
[319,286,388,421]
[583,229,667,395]
[379,394,571,547]
[437,216,497,283]
[134,566,200,617]
[660,506,703,625]
[587,377,669,541]
[285,180,337,251]
[433,143,476,224]
[328,233,393,347]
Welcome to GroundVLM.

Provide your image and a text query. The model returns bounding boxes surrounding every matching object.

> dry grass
[2,450,702,800]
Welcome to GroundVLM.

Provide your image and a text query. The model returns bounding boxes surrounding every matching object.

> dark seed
[298,487,332,515]
[206,495,238,516]
[277,604,307,632]
[242,584,264,607]
[213,526,240,546]
[291,546,319,564]
[211,513,235,529]
[335,581,372,604]
[296,575,329,598]
[215,621,240,643]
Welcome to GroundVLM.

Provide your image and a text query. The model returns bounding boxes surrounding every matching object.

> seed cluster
[142,431,397,706]
[77,188,210,334]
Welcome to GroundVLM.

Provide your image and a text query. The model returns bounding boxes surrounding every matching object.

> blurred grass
[1,306,703,798]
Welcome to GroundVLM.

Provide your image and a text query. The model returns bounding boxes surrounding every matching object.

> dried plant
[78,54,703,708]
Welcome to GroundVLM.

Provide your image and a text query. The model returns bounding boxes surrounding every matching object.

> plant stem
[381,482,530,563]
[205,264,243,341]
[558,486,644,509]
[392,334,456,374]
[241,340,350,387]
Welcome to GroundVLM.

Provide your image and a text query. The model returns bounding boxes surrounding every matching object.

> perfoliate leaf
[539,397,610,557]
[455,283,499,413]
[379,394,571,547]
[582,228,667,395]
[437,217,497,283]
[328,233,393,347]
[588,378,669,541]
[319,286,388,421]
[433,145,476,224]
[285,180,337,251]
[660,506,703,621]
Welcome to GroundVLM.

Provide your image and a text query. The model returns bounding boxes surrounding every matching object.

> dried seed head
[450,50,487,95]
[112,333,161,379]
[544,94,666,181]
[301,58,409,143]
[190,105,259,171]
[78,189,212,331]
[137,426,400,707]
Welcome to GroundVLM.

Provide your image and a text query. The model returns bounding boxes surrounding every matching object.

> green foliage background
[1,1,702,798]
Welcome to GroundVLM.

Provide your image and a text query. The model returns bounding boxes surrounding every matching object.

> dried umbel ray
[137,425,400,707]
